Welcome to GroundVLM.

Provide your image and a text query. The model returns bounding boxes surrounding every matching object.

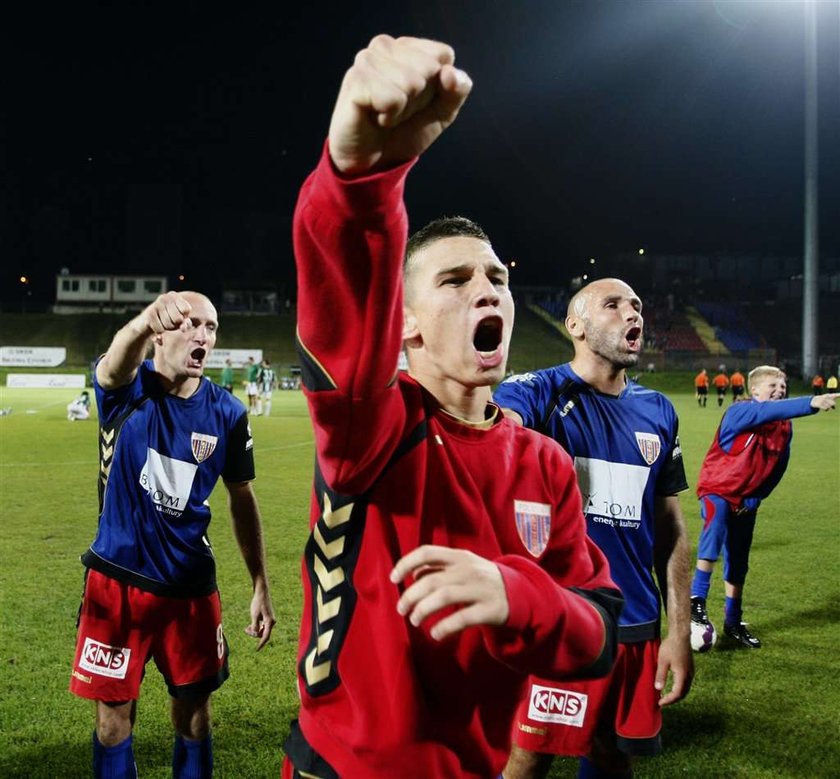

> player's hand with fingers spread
[390,545,509,641]
[811,392,839,411]
[141,291,193,335]
[328,34,473,176]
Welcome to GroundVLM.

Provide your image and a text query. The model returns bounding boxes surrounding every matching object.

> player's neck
[411,371,493,424]
[569,355,627,396]
[153,363,202,398]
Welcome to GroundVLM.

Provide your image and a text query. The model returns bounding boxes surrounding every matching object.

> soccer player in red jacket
[282,35,622,779]
[690,366,838,648]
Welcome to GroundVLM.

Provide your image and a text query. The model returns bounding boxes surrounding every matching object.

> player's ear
[402,307,421,344]
[565,315,584,340]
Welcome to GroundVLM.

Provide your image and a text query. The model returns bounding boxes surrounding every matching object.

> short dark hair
[403,217,492,302]
[405,216,491,268]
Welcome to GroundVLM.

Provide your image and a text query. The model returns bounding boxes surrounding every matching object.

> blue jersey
[82,360,254,597]
[494,364,688,641]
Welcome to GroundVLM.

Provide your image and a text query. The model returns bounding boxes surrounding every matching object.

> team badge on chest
[514,500,552,557]
[191,432,218,463]
[634,432,661,465]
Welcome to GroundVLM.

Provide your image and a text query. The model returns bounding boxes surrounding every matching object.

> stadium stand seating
[696,301,763,352]
[641,308,706,351]
[534,295,568,322]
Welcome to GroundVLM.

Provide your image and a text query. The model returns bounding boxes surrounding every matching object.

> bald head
[180,290,215,312]
[567,278,638,322]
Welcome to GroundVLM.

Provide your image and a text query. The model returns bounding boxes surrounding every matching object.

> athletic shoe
[724,622,762,648]
[691,596,710,625]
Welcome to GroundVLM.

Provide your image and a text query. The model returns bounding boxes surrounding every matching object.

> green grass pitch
[0,385,837,778]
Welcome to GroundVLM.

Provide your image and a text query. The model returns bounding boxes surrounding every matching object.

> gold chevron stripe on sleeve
[313,554,345,592]
[316,629,335,655]
[322,492,353,529]
[304,646,332,686]
[313,523,346,559]
[316,586,341,623]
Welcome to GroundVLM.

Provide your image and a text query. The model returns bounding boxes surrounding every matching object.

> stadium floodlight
[801,0,819,377]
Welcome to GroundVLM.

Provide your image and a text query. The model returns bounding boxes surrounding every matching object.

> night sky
[4,0,839,304]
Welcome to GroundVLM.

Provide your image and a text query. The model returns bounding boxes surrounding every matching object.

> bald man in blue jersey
[496,279,693,779]
[70,291,276,779]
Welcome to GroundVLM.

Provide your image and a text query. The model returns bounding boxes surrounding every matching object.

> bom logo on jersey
[78,637,132,679]
[139,448,198,517]
[527,683,588,727]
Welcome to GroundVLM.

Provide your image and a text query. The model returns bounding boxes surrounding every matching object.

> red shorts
[511,639,662,757]
[69,569,229,702]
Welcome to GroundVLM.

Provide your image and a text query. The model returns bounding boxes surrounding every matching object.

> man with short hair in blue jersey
[69,290,276,779]
[497,278,694,779]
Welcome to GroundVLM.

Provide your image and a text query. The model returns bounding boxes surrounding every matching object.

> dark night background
[3,0,839,306]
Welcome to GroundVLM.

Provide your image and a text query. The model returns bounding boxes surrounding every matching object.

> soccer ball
[690,620,718,653]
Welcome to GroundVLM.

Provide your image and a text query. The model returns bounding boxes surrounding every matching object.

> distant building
[54,274,168,313]
[221,289,279,315]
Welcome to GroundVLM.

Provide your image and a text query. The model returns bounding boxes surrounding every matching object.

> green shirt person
[220,359,234,393]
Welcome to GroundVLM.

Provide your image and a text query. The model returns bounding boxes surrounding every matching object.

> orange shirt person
[812,375,825,395]
[694,369,709,407]
[712,372,729,407]
[730,370,746,401]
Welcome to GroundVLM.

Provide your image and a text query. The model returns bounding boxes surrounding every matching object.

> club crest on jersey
[635,432,661,465]
[191,432,218,463]
[514,500,552,557]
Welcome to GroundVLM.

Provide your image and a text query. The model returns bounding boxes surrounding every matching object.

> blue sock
[93,732,137,779]
[691,568,712,599]
[173,734,213,779]
[725,596,742,626]
[578,756,633,779]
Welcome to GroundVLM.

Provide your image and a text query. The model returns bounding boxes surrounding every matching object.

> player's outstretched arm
[96,291,193,390]
[328,34,472,176]
[390,545,509,641]
[654,495,694,706]
[811,392,838,411]
[226,480,276,650]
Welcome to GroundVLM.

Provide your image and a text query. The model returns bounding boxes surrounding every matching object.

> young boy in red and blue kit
[690,365,838,648]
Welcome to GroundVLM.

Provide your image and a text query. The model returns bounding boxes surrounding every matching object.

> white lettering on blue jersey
[574,457,649,530]
[139,449,198,518]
